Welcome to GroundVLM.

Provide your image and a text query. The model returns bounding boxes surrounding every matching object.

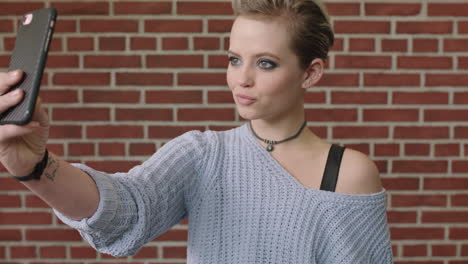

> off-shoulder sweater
[54,123,394,263]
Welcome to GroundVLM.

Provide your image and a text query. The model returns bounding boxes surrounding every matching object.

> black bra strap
[319,144,346,192]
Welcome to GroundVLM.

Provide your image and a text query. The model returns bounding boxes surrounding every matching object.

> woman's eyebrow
[228,50,281,61]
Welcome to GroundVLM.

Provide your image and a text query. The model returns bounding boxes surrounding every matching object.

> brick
[53,72,110,86]
[423,211,468,223]
[429,4,468,16]
[381,177,419,190]
[364,73,420,87]
[392,194,447,207]
[413,38,438,53]
[26,229,82,241]
[208,19,234,33]
[115,108,173,121]
[425,109,468,122]
[0,212,51,225]
[87,125,144,139]
[116,73,173,86]
[425,178,468,190]
[99,37,125,51]
[51,2,109,15]
[148,126,204,139]
[365,3,421,16]
[330,38,344,51]
[364,109,418,122]
[162,37,189,50]
[46,144,65,156]
[83,90,140,103]
[178,73,226,86]
[0,2,44,15]
[178,108,234,121]
[403,244,427,257]
[208,55,227,68]
[325,3,360,16]
[177,2,232,15]
[146,90,202,104]
[387,211,417,223]
[397,21,452,34]
[335,55,391,69]
[304,109,356,122]
[49,125,82,139]
[134,246,158,259]
[0,229,21,241]
[70,246,97,258]
[55,19,77,33]
[334,21,390,34]
[131,37,157,50]
[349,38,375,51]
[452,194,468,206]
[129,143,156,156]
[332,92,386,105]
[0,178,28,191]
[84,55,141,68]
[393,160,447,173]
[390,227,444,240]
[432,244,456,256]
[81,19,138,32]
[84,161,141,173]
[147,55,203,68]
[316,73,359,87]
[450,228,468,239]
[457,57,468,69]
[333,126,389,139]
[40,246,66,258]
[445,39,468,52]
[145,19,202,33]
[0,194,21,207]
[0,19,13,32]
[11,246,36,258]
[69,143,95,156]
[52,108,110,121]
[398,56,452,69]
[194,37,220,50]
[208,91,234,103]
[459,21,468,34]
[426,74,468,87]
[41,90,79,103]
[46,55,79,68]
[25,195,49,208]
[67,37,94,51]
[394,126,449,139]
[162,246,186,259]
[114,1,171,14]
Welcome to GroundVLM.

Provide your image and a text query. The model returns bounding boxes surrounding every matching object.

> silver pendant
[267,144,274,152]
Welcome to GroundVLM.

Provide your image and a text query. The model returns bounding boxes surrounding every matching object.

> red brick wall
[0,0,468,263]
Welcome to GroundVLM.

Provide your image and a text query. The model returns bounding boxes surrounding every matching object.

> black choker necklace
[249,120,307,152]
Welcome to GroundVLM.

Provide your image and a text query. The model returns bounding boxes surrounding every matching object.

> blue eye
[228,56,241,66]
[258,59,277,70]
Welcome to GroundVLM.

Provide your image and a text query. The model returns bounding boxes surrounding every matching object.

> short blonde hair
[231,0,334,69]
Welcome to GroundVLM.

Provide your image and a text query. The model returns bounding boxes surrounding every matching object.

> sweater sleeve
[53,130,209,257]
[315,192,394,264]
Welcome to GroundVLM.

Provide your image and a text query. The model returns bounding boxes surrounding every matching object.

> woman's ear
[302,58,324,89]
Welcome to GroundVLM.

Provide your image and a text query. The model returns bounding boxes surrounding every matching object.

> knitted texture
[54,123,394,263]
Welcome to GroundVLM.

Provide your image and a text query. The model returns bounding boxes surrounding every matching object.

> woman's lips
[236,94,257,105]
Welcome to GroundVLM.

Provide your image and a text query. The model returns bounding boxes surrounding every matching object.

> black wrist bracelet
[12,149,49,182]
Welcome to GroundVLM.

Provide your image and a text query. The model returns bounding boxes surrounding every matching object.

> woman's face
[227,15,307,122]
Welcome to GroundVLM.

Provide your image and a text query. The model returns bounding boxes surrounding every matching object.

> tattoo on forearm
[44,155,59,182]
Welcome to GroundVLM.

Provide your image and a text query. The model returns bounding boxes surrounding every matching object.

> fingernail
[11,89,21,96]
[10,70,20,77]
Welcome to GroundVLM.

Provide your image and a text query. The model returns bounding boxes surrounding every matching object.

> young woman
[0,0,393,263]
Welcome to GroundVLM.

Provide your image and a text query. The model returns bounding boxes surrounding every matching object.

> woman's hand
[0,70,50,177]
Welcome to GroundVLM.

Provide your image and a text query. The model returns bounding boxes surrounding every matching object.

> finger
[31,97,49,127]
[0,89,24,113]
[0,121,40,142]
[0,70,24,95]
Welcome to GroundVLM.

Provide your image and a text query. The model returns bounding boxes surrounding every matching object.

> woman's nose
[238,66,254,88]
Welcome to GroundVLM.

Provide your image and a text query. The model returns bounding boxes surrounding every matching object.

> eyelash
[228,56,278,70]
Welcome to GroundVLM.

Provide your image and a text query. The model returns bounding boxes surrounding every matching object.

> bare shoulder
[335,147,383,195]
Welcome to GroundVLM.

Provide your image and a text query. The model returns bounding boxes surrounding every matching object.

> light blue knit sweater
[54,123,394,263]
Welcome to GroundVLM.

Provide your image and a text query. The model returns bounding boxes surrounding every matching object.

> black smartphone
[0,8,57,125]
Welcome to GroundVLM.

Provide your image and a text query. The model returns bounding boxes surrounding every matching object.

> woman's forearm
[21,152,100,221]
